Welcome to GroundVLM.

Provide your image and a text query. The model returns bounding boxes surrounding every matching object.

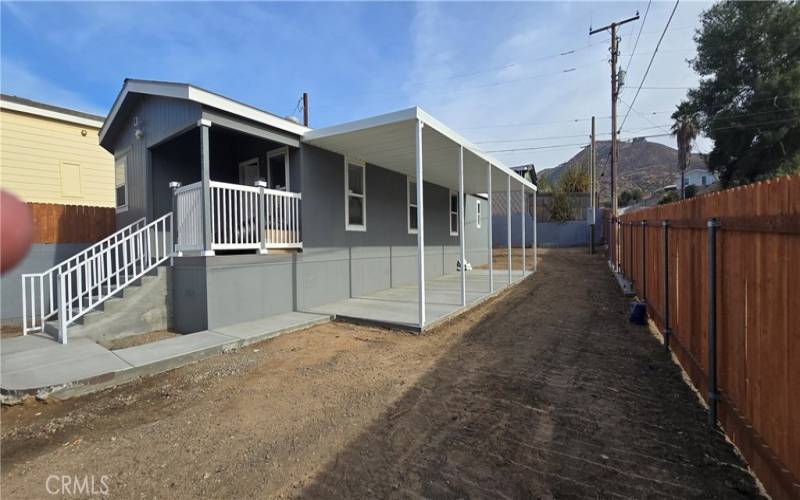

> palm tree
[671,102,699,199]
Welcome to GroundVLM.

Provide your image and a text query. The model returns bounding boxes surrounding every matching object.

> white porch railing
[56,213,173,344]
[22,216,146,335]
[174,181,204,252]
[174,180,302,252]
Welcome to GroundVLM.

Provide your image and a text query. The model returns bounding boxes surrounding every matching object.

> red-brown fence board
[603,175,800,500]
[29,203,116,244]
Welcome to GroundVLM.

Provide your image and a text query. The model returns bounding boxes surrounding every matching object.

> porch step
[44,266,170,342]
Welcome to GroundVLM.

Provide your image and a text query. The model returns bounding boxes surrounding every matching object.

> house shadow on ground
[297,250,760,499]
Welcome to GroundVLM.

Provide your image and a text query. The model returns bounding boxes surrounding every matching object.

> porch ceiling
[302,107,537,194]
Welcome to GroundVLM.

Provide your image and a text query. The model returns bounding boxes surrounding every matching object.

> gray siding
[293,143,490,309]
[105,95,202,227]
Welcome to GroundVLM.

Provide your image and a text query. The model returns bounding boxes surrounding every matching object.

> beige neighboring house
[0,93,113,206]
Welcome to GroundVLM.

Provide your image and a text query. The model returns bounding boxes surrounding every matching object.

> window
[60,162,82,198]
[345,158,366,231]
[476,200,482,229]
[407,177,418,234]
[449,190,459,236]
[267,147,290,190]
[115,154,128,212]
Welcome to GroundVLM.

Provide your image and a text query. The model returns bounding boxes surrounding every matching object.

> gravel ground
[1,248,761,499]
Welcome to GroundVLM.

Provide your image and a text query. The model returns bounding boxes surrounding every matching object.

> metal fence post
[641,220,647,302]
[256,180,268,254]
[662,220,671,351]
[707,217,720,428]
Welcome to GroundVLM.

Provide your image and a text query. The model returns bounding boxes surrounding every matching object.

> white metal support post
[521,183,526,275]
[199,119,215,256]
[458,146,466,307]
[415,119,426,328]
[487,163,493,292]
[506,175,512,285]
[58,272,67,344]
[256,180,268,254]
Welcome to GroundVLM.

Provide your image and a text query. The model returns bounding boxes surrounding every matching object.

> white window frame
[267,146,290,191]
[407,176,418,234]
[344,157,366,232]
[115,149,129,213]
[476,200,482,229]
[449,190,459,236]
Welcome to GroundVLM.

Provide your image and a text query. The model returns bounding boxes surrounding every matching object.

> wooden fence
[29,203,116,244]
[606,174,799,500]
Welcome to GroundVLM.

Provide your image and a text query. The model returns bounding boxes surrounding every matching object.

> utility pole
[302,92,309,127]
[590,13,639,238]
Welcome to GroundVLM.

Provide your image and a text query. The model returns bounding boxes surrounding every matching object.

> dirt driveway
[1,249,760,499]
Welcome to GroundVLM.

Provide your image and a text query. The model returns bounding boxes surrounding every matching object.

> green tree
[558,164,589,193]
[671,102,700,198]
[618,188,643,207]
[684,1,800,186]
[684,185,698,199]
[658,190,680,205]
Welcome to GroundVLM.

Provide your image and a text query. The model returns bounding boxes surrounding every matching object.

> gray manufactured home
[21,79,537,343]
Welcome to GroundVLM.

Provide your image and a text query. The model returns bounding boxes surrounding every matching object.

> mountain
[537,138,708,202]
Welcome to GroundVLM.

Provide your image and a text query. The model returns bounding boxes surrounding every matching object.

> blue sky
[1,1,712,170]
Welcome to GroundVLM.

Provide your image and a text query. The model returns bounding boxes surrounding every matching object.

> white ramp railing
[22,217,146,335]
[56,213,173,344]
[174,180,302,252]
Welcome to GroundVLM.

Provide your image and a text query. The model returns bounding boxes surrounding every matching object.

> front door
[238,158,261,187]
[267,147,289,191]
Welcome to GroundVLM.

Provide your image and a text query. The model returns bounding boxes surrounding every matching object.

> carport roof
[303,107,537,193]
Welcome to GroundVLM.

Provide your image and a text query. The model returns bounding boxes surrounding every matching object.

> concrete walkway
[1,269,530,398]
[308,269,529,330]
[0,311,330,398]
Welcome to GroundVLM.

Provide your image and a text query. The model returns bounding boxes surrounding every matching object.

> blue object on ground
[629,301,647,325]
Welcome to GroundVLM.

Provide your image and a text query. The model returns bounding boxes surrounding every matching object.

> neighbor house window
[476,200,482,228]
[407,177,418,234]
[345,158,366,231]
[449,190,459,236]
[115,154,128,212]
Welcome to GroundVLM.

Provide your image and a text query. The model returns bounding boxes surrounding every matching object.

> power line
[618,0,680,132]
[484,142,589,153]
[475,133,607,145]
[624,0,652,75]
